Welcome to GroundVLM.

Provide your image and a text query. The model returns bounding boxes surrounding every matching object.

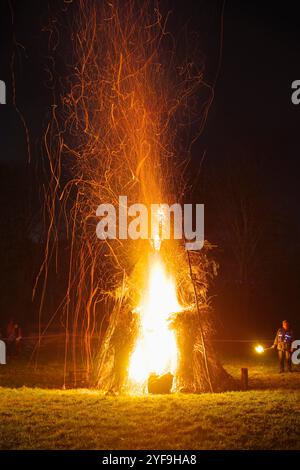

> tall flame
[128,254,181,386]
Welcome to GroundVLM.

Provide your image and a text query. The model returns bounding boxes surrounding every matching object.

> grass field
[0,352,300,450]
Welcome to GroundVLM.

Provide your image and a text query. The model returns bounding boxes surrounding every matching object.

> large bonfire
[36,0,236,393]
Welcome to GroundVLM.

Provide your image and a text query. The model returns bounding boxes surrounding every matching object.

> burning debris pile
[38,0,236,393]
[96,246,235,394]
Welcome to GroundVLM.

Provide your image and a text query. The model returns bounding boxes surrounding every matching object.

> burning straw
[35,0,235,393]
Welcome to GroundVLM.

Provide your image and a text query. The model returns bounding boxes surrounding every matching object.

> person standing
[6,319,23,356]
[272,320,293,373]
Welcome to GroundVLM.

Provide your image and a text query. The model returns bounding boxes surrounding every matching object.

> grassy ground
[0,353,300,450]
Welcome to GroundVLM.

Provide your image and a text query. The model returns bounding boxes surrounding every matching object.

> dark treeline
[0,0,299,339]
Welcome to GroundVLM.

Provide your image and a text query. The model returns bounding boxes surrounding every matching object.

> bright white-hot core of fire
[128,253,182,384]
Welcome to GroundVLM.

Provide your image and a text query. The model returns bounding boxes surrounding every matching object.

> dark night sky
[0,1,299,338]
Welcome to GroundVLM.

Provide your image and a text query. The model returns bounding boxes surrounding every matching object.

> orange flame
[128,253,181,387]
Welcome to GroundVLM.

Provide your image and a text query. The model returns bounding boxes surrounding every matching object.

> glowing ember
[255,345,264,354]
[128,254,181,386]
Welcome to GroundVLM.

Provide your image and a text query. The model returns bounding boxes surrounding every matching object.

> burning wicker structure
[37,0,236,393]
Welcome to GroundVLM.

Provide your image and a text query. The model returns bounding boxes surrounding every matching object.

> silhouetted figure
[6,319,23,357]
[272,320,294,373]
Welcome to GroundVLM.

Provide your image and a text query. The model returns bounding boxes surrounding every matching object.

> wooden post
[241,368,248,390]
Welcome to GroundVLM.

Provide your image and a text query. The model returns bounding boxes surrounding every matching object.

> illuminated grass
[0,360,300,450]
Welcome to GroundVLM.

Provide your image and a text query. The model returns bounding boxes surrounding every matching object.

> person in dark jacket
[272,320,293,373]
[6,319,23,356]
